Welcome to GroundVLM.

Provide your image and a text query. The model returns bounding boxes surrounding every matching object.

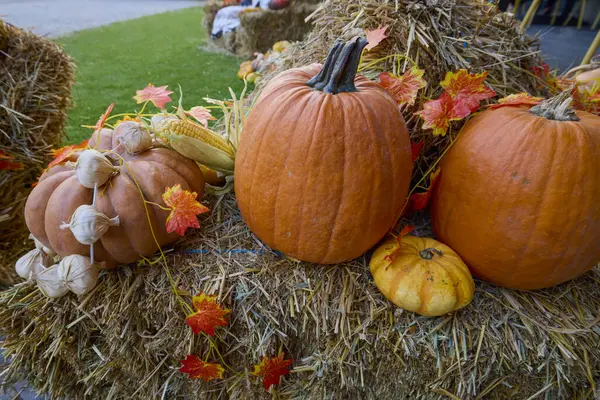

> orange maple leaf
[185,292,230,335]
[410,140,423,163]
[441,69,496,115]
[488,93,544,109]
[47,139,89,169]
[252,352,293,390]
[415,92,463,136]
[82,103,115,132]
[186,106,215,128]
[409,168,441,212]
[379,66,427,106]
[383,225,415,262]
[133,83,174,109]
[179,355,224,381]
[162,184,209,236]
[365,26,388,51]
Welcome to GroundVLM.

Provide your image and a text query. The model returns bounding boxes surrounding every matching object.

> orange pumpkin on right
[431,93,600,290]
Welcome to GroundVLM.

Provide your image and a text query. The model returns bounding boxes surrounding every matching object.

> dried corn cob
[160,118,235,157]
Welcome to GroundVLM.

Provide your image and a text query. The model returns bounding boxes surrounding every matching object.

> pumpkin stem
[419,248,443,260]
[529,90,580,121]
[306,37,368,94]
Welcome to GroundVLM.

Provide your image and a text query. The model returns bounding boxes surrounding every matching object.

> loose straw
[581,29,600,66]
[519,0,541,34]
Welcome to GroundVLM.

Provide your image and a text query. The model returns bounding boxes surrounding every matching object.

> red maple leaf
[410,140,424,163]
[179,355,224,381]
[46,139,89,169]
[488,93,543,109]
[379,67,427,106]
[409,168,441,212]
[252,352,294,390]
[134,83,173,109]
[365,26,388,51]
[440,69,496,114]
[186,106,215,128]
[415,92,464,136]
[0,151,24,170]
[185,292,230,336]
[162,184,210,236]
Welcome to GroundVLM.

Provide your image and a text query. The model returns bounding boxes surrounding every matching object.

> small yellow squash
[369,236,475,317]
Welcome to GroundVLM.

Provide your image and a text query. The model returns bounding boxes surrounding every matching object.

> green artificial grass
[57,7,244,144]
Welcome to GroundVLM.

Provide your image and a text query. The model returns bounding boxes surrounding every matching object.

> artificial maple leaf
[416,92,463,136]
[185,292,230,335]
[133,83,174,109]
[409,168,441,212]
[379,67,427,106]
[252,352,294,390]
[162,184,209,236]
[440,69,496,114]
[0,151,24,170]
[88,103,115,132]
[365,26,388,51]
[410,140,424,163]
[383,225,416,262]
[488,93,544,109]
[179,355,224,381]
[47,139,89,169]
[186,106,215,128]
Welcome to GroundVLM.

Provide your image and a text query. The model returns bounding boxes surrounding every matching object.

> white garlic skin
[36,265,69,298]
[15,248,52,280]
[115,121,153,154]
[57,255,99,295]
[73,149,118,188]
[60,204,120,245]
[30,234,56,256]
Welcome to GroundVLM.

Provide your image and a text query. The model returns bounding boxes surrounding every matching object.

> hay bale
[204,1,320,58]
[0,21,75,285]
[0,194,598,399]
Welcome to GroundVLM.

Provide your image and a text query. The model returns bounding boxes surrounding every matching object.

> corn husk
[60,205,119,245]
[162,132,235,174]
[57,255,99,296]
[150,114,178,133]
[114,121,153,154]
[36,265,69,298]
[15,248,52,280]
[70,149,118,189]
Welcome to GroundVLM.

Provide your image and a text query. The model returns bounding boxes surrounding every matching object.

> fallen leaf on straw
[364,26,388,51]
[379,66,427,106]
[409,168,441,212]
[134,83,173,109]
[179,355,224,381]
[162,184,209,236]
[252,352,293,390]
[185,292,230,335]
[410,140,424,163]
[416,93,462,136]
[441,69,496,114]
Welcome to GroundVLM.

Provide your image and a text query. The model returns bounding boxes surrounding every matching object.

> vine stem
[108,150,192,315]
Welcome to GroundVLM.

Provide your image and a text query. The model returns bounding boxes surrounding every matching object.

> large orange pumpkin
[431,95,600,289]
[235,38,412,264]
[25,128,205,267]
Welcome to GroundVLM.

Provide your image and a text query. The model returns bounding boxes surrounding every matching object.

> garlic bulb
[72,149,118,188]
[57,255,99,295]
[30,234,56,256]
[115,121,153,154]
[36,265,69,298]
[60,204,119,245]
[15,248,52,280]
